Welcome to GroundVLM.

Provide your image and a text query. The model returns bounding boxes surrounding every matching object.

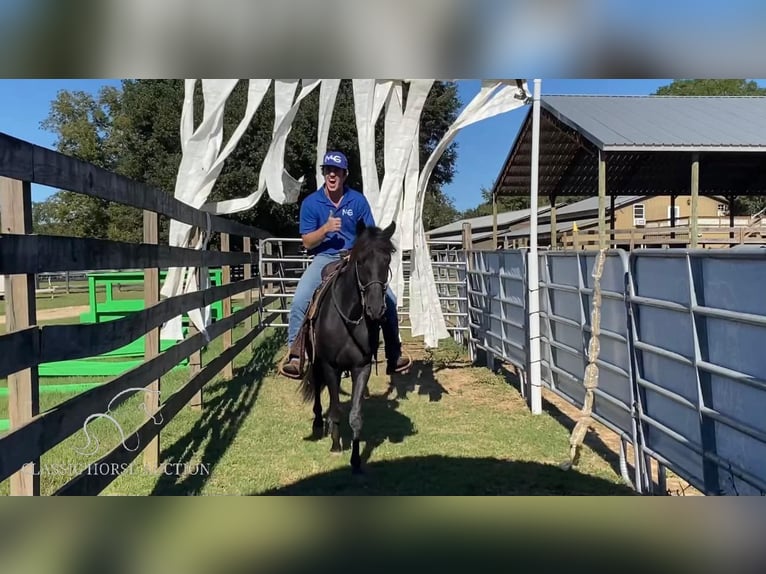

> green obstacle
[40,268,228,377]
[0,268,244,434]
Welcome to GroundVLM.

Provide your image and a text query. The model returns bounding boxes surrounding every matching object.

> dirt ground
[0,305,90,325]
[390,339,700,495]
[497,363,702,496]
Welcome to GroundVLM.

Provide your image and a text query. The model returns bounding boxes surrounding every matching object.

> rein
[330,260,389,326]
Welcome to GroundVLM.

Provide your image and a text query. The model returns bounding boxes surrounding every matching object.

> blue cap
[321,151,348,170]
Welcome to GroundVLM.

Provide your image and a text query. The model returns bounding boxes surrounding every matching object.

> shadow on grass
[302,382,417,468]
[385,360,449,402]
[255,455,637,495]
[497,364,633,484]
[149,329,285,495]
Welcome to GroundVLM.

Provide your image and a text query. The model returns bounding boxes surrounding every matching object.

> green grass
[0,321,635,495]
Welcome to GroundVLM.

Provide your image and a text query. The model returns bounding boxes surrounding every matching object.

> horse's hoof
[351,465,364,476]
[330,446,343,455]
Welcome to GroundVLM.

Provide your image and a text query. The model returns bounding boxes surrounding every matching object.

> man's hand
[324,212,342,234]
[302,211,341,250]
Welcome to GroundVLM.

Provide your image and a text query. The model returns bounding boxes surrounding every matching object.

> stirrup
[278,356,304,380]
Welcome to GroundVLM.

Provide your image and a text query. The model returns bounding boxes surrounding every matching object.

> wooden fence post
[187,315,203,410]
[188,257,203,411]
[221,233,233,379]
[186,228,204,410]
[461,222,472,251]
[143,209,160,471]
[1,177,40,495]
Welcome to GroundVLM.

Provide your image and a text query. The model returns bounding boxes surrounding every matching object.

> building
[426,206,551,249]
[436,192,766,250]
[503,194,752,249]
[489,95,766,249]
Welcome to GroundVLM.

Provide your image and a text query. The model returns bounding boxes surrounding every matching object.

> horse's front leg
[320,361,343,453]
[349,363,372,474]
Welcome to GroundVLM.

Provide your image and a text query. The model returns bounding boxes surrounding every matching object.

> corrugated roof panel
[426,206,551,236]
[541,95,766,149]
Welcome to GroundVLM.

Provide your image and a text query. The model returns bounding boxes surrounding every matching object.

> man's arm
[302,224,329,250]
[300,205,341,250]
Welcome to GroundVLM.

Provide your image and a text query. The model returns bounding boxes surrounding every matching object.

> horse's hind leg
[311,365,324,439]
[320,362,343,453]
[349,363,372,474]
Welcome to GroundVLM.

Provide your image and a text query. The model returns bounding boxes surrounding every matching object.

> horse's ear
[382,221,396,240]
[356,219,366,236]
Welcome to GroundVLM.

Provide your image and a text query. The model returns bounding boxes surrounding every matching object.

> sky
[0,77,726,211]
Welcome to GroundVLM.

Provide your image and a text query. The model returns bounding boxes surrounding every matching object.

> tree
[423,191,460,230]
[653,79,766,215]
[38,79,463,240]
[36,87,124,238]
[460,185,554,220]
[653,79,765,96]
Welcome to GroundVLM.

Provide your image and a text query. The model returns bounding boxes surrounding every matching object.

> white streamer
[159,78,530,350]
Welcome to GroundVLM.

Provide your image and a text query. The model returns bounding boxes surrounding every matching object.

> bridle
[331,259,391,326]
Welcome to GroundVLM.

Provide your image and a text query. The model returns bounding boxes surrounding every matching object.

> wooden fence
[558,226,765,250]
[0,132,279,495]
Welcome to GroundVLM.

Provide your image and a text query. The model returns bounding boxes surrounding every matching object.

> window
[667,205,680,221]
[717,203,728,217]
[633,203,645,226]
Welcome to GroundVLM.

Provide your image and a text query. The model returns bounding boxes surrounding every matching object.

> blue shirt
[299,185,376,255]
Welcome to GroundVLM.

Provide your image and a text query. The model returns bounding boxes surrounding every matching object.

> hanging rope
[560,248,607,470]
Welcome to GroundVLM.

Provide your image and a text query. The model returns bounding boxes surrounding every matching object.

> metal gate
[257,237,469,342]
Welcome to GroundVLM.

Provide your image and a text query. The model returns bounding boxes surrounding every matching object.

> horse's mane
[350,225,396,261]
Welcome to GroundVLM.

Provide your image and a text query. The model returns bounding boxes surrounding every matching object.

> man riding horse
[279,150,412,379]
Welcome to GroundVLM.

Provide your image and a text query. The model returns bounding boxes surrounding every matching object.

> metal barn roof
[542,95,766,150]
[426,206,550,237]
[495,95,766,199]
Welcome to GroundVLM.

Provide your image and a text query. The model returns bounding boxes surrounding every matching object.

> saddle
[285,255,350,377]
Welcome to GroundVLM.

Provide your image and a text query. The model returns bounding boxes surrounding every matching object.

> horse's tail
[298,364,323,404]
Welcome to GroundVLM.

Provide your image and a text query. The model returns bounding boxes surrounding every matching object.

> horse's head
[351,219,396,321]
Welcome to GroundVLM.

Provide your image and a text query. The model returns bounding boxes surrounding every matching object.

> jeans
[287,252,402,362]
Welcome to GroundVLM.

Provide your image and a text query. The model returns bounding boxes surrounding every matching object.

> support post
[598,152,607,249]
[1,177,40,495]
[143,209,160,471]
[188,228,203,410]
[528,78,543,415]
[492,191,498,248]
[461,222,472,250]
[610,194,616,247]
[690,154,699,248]
[462,222,474,362]
[670,194,677,242]
[549,195,557,249]
[243,236,255,351]
[221,232,233,379]
[188,317,203,410]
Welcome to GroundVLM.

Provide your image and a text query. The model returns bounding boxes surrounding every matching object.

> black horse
[299,219,396,474]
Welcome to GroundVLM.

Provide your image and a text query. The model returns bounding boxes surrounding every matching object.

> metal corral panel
[467,250,527,369]
[629,249,766,495]
[538,250,637,450]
